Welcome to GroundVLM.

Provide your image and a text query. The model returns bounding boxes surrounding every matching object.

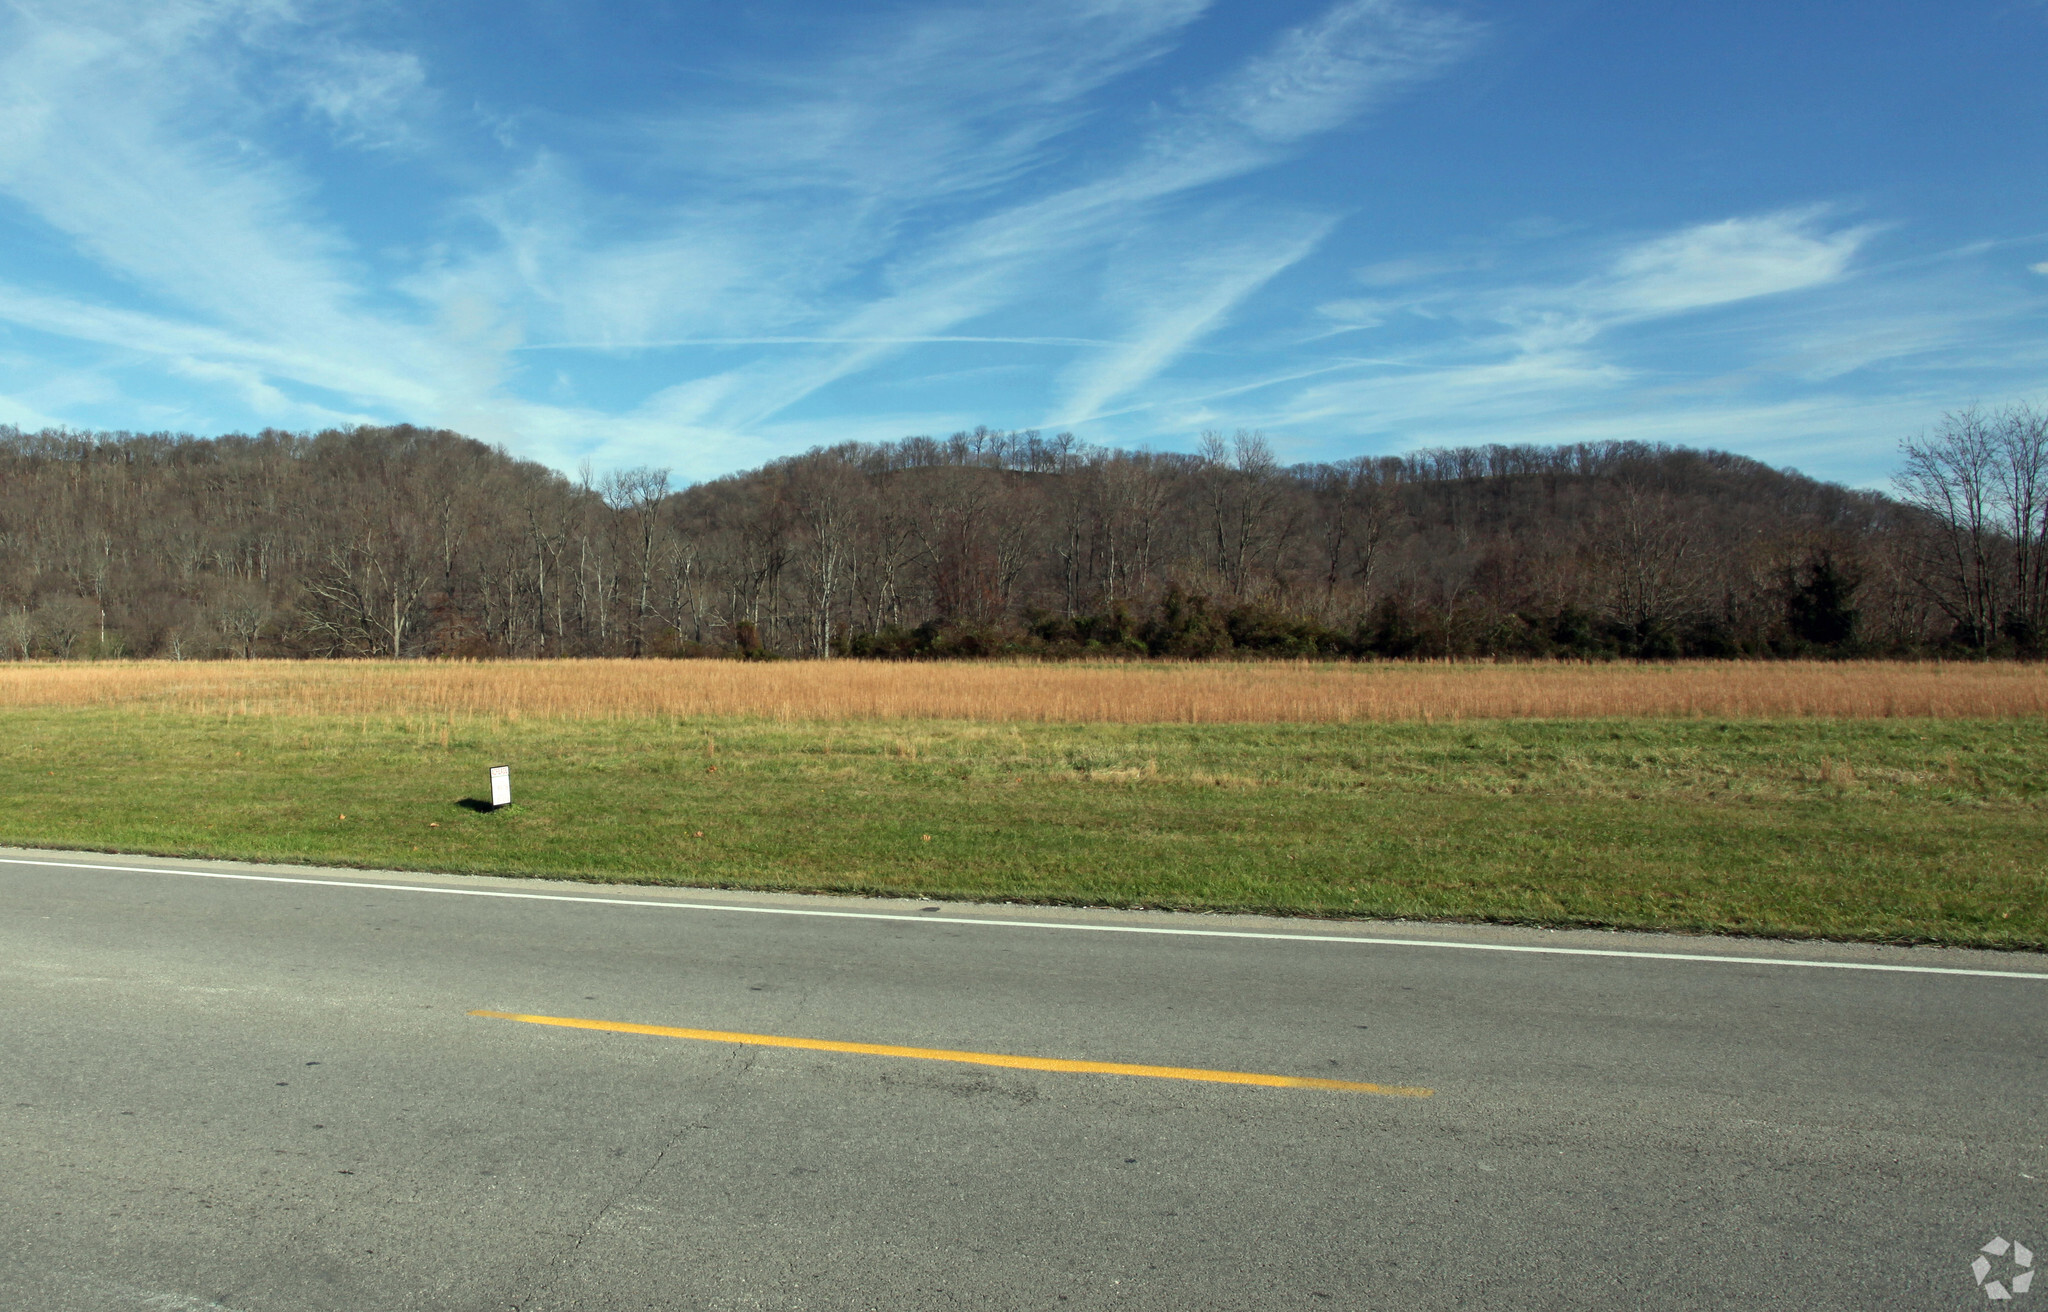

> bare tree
[1588,482,1702,645]
[601,467,672,656]
[0,609,32,659]
[0,419,1996,661]
[1311,456,1403,618]
[211,580,271,659]
[32,595,98,657]
[783,455,858,656]
[1994,403,2048,640]
[1196,430,1289,598]
[1896,406,2009,646]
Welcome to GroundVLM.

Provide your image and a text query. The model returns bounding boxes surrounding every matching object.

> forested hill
[0,421,2017,660]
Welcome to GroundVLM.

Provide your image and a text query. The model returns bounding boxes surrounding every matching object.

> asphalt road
[2,847,2043,1311]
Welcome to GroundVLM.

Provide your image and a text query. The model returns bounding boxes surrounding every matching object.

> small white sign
[489,765,511,810]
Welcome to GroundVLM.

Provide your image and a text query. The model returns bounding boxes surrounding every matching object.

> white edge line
[6,855,2047,982]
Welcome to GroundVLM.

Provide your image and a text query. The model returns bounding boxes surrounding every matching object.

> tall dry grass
[0,659,2043,722]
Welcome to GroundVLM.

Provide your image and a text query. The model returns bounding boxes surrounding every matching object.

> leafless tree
[1894,405,2037,646]
[0,418,1997,661]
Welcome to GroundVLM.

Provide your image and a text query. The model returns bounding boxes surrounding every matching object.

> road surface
[2,847,2042,1310]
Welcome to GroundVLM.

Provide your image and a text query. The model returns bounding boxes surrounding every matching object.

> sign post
[489,765,511,811]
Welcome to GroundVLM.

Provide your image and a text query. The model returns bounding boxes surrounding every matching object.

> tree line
[0,406,2041,661]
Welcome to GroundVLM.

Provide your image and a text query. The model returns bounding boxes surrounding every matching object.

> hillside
[0,422,1988,659]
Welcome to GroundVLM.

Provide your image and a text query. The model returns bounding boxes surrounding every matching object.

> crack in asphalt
[510,1043,763,1311]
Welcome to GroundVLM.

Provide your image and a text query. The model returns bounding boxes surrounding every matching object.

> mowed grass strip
[4,709,2042,949]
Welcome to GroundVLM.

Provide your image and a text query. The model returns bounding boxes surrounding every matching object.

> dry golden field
[1,658,2043,722]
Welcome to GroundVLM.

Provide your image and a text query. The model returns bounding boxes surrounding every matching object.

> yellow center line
[469,1009,1434,1098]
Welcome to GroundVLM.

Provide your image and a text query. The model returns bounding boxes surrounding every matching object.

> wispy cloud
[292,43,432,150]
[0,1,466,411]
[647,0,1214,205]
[1588,209,1871,318]
[1054,214,1335,421]
[518,336,1125,350]
[1206,0,1481,142]
[1152,210,2045,485]
[428,0,1228,372]
[657,0,1481,434]
[0,0,1482,472]
[7,1,2025,491]
[1353,252,1491,287]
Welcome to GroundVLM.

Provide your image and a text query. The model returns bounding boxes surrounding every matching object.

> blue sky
[1,1,2044,486]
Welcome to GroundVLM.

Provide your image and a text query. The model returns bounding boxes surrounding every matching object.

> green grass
[3,708,2043,949]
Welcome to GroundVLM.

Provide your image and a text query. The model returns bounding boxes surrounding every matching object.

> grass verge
[4,708,2043,949]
